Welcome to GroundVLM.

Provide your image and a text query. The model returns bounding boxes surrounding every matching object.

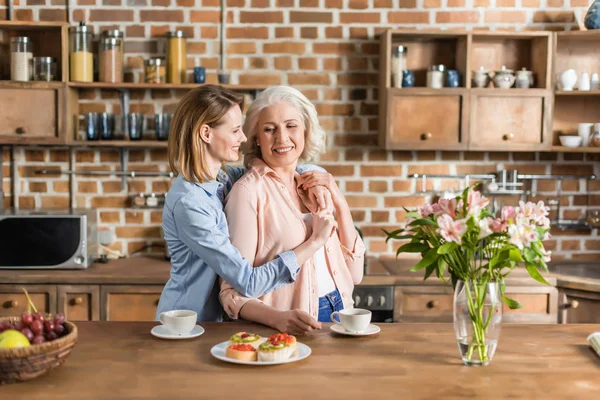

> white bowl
[559,136,582,148]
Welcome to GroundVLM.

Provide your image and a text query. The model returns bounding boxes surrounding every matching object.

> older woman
[219,86,364,335]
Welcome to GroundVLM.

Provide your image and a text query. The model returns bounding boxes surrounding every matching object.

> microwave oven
[0,209,97,269]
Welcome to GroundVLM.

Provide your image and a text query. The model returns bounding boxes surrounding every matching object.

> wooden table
[2,322,599,399]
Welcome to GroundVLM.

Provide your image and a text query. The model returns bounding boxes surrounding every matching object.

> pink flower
[518,201,549,224]
[501,206,517,223]
[437,214,467,245]
[432,198,457,219]
[478,218,493,240]
[420,203,434,218]
[489,217,507,233]
[467,190,490,217]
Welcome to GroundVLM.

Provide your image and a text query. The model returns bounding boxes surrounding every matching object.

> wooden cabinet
[382,90,468,150]
[101,285,163,321]
[558,288,600,324]
[469,90,552,151]
[394,284,558,323]
[58,285,100,321]
[0,284,56,316]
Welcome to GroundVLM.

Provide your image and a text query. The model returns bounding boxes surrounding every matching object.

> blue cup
[401,70,414,88]
[447,70,460,88]
[193,66,206,84]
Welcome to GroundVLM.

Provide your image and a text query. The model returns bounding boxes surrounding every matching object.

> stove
[352,285,394,322]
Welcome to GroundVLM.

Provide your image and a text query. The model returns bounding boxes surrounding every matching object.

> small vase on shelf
[585,0,600,30]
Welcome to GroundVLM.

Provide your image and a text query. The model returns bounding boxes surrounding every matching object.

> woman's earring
[256,141,260,147]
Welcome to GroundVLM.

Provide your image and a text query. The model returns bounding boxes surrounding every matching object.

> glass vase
[453,280,502,366]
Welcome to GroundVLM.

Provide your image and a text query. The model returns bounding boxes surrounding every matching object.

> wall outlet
[98,230,116,246]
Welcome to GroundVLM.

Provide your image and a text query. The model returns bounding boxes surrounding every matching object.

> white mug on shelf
[579,72,591,91]
[592,73,599,90]
[578,123,594,147]
[559,69,578,91]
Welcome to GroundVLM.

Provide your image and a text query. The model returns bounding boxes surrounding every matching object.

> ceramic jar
[472,66,490,88]
[559,69,578,91]
[493,66,515,89]
[516,68,533,88]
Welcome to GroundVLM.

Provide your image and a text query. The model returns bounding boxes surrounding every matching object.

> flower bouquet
[385,187,552,366]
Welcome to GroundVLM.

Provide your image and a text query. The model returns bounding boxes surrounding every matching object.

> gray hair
[242,86,326,168]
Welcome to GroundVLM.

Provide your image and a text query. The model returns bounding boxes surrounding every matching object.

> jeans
[318,288,344,322]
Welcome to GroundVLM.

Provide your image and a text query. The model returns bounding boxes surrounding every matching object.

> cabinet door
[58,285,100,321]
[101,285,163,321]
[0,284,57,317]
[394,286,455,322]
[558,289,600,324]
[384,91,468,150]
[469,91,551,151]
[502,286,558,324]
[0,85,65,144]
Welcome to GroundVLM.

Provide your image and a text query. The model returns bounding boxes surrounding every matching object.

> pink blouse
[219,159,365,320]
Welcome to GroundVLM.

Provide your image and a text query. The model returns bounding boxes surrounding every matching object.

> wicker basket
[0,316,77,385]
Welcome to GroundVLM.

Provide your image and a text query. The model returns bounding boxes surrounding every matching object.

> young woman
[219,86,364,335]
[156,85,335,326]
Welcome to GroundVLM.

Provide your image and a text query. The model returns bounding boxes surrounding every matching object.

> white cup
[159,310,197,335]
[331,308,372,333]
[578,123,594,147]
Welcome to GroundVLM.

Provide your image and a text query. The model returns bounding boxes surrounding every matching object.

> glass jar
[33,57,57,81]
[10,36,32,82]
[427,64,445,89]
[69,23,93,82]
[167,31,187,84]
[99,37,123,83]
[145,58,166,84]
[391,45,407,89]
[591,131,600,147]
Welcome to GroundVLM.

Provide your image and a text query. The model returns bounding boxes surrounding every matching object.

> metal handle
[71,297,84,306]
[503,133,514,141]
[564,300,579,309]
[420,132,432,141]
[154,299,160,306]
[426,300,438,309]
[9,300,18,308]
[15,127,26,135]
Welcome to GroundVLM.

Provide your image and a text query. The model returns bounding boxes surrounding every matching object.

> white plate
[210,340,311,365]
[330,323,381,336]
[151,324,205,340]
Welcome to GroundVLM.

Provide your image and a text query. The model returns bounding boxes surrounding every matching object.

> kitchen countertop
[1,321,598,399]
[548,262,600,292]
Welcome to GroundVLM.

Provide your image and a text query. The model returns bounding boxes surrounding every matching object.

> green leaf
[383,228,404,237]
[424,263,437,280]
[503,295,523,310]
[397,242,430,254]
[436,258,447,283]
[406,211,421,219]
[437,242,457,255]
[523,247,537,263]
[409,248,439,272]
[525,262,550,286]
[408,218,435,227]
[509,248,524,262]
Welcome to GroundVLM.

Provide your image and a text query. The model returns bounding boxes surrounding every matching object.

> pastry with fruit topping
[257,339,295,362]
[225,343,258,361]
[266,333,297,351]
[229,332,262,349]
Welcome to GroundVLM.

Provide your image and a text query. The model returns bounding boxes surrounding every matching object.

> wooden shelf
[70,140,167,148]
[557,30,600,39]
[67,82,267,91]
[389,87,468,95]
[0,81,66,89]
[555,90,600,96]
[550,146,600,153]
[470,88,550,95]
[0,21,68,29]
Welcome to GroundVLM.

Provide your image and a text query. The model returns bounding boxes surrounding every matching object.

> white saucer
[151,324,205,340]
[210,340,311,365]
[330,323,381,336]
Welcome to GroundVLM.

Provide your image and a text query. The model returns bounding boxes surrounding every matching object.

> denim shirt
[156,164,323,322]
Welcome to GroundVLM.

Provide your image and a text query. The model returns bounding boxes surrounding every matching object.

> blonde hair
[242,86,326,168]
[168,85,244,183]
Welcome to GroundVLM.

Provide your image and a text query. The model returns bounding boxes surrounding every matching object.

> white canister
[579,72,591,91]
[427,65,445,89]
[559,69,578,91]
[591,73,599,90]
[578,122,594,146]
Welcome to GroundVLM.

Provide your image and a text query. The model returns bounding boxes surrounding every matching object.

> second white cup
[578,123,594,147]
[159,309,197,335]
[331,308,372,333]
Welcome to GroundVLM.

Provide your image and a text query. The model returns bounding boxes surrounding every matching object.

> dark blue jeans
[318,288,344,322]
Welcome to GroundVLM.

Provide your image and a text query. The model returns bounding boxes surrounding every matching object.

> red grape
[31,320,43,335]
[21,312,33,326]
[21,328,34,342]
[44,320,55,333]
[46,331,58,341]
[32,335,45,345]
[32,312,45,322]
[0,321,11,332]
[13,321,25,331]
[53,313,65,325]
[54,324,65,336]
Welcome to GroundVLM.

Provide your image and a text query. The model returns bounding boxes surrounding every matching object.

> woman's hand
[311,210,337,247]
[306,185,334,214]
[300,172,344,208]
[273,309,322,335]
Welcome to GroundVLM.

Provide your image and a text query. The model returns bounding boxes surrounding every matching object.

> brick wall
[1,2,599,261]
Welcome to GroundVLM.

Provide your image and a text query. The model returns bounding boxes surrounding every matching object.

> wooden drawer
[0,85,65,144]
[385,92,467,150]
[502,287,558,324]
[558,289,600,324]
[101,285,163,321]
[0,284,56,317]
[469,91,551,151]
[58,285,100,321]
[394,286,455,322]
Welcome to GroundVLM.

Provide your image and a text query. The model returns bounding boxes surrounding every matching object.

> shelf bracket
[119,88,130,137]
[120,148,129,191]
[0,146,3,210]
